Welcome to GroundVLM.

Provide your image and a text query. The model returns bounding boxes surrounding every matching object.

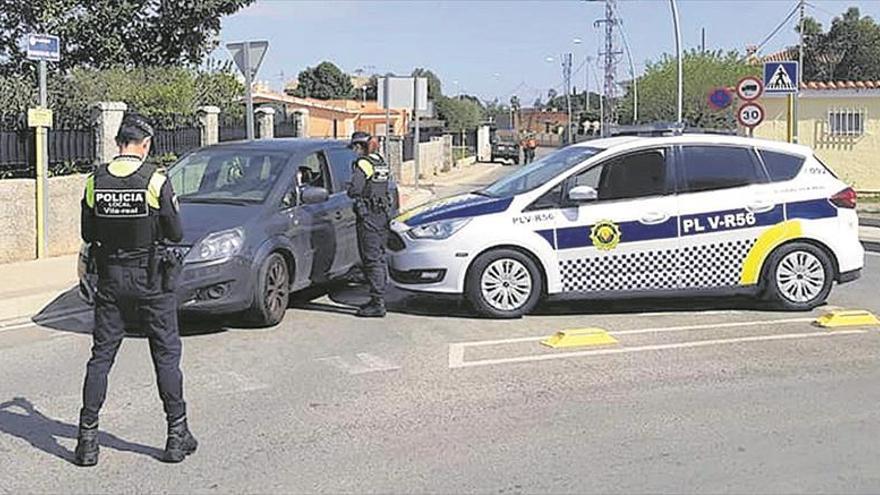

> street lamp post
[670,0,683,127]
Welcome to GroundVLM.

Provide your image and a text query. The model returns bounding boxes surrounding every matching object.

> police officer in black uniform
[347,132,392,318]
[75,113,197,466]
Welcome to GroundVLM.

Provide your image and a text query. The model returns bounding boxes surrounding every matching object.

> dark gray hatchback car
[79,139,398,326]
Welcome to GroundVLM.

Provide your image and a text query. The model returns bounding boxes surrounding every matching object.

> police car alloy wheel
[466,249,542,318]
[765,242,834,310]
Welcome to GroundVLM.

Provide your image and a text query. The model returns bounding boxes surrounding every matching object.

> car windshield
[168,149,290,204]
[481,146,601,197]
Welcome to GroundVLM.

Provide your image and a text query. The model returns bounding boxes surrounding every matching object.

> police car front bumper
[387,225,470,294]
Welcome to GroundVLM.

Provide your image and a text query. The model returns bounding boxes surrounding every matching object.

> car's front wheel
[764,242,834,310]
[466,249,542,318]
[247,252,290,326]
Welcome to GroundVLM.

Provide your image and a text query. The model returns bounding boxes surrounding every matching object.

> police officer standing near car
[347,132,392,318]
[75,112,197,466]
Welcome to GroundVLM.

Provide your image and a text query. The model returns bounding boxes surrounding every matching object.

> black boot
[162,417,198,463]
[356,298,386,318]
[74,424,99,467]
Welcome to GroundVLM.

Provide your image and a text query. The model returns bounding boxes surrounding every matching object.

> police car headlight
[186,228,244,263]
[407,218,471,240]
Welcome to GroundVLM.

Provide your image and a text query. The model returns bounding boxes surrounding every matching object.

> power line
[752,1,801,56]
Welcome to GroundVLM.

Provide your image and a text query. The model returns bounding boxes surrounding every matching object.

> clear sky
[215,0,880,105]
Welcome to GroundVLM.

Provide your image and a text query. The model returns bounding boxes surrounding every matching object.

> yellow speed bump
[541,328,618,349]
[814,309,880,329]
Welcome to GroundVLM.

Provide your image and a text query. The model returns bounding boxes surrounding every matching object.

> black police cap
[116,112,155,142]
[350,131,371,146]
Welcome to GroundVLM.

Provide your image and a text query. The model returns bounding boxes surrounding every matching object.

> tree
[435,95,482,131]
[1,63,244,123]
[292,61,354,100]
[547,88,558,102]
[620,49,757,129]
[0,0,254,76]
[797,7,880,81]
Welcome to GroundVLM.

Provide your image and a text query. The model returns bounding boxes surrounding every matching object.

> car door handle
[746,201,775,214]
[640,212,669,225]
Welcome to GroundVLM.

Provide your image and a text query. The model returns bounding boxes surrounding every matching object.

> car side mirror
[568,185,598,202]
[301,186,329,205]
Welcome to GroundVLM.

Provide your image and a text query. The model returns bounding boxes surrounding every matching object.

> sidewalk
[0,254,79,322]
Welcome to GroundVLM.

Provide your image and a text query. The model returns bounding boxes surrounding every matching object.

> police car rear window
[758,149,805,182]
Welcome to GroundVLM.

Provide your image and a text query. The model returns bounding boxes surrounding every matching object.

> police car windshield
[481,146,601,197]
[168,150,289,204]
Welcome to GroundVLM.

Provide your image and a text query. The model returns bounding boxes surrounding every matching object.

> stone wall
[0,174,86,263]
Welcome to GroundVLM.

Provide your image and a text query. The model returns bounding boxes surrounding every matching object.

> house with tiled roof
[250,88,409,139]
[750,77,880,191]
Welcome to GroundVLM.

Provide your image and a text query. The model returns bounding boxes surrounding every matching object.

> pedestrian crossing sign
[764,61,799,94]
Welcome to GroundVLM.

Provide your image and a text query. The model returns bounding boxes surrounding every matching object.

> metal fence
[0,114,96,179]
[151,116,201,158]
[219,116,247,142]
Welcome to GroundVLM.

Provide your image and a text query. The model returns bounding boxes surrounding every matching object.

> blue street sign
[707,87,733,110]
[26,33,60,62]
[763,61,798,94]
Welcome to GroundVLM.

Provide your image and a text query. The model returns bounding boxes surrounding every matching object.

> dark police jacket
[346,152,391,213]
[81,155,183,251]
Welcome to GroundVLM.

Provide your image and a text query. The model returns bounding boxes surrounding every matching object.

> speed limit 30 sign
[737,102,765,128]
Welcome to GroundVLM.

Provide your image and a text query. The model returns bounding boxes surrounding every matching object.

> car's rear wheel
[466,249,541,318]
[764,242,834,310]
[248,253,290,326]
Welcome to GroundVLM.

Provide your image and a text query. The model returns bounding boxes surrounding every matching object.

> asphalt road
[2,157,880,494]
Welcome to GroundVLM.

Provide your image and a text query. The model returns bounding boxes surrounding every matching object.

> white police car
[388,135,864,318]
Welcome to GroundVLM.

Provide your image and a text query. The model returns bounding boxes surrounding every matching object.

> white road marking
[450,317,816,349]
[449,329,867,369]
[189,370,269,394]
[316,353,400,375]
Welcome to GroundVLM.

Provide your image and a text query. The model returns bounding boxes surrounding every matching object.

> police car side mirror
[301,186,329,205]
[568,185,598,202]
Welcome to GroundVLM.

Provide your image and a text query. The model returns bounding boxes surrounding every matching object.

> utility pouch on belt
[160,248,183,293]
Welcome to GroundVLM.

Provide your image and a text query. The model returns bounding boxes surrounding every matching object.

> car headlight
[407,218,471,240]
[185,228,244,263]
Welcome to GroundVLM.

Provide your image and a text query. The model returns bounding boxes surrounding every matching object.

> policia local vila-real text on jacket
[75,113,197,466]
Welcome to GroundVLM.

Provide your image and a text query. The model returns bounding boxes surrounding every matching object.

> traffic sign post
[226,40,269,140]
[737,102,764,137]
[765,61,800,144]
[26,33,60,259]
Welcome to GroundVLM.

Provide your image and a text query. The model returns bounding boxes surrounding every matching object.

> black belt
[97,247,153,267]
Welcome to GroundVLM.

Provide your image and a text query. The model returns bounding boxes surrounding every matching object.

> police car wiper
[178,197,257,206]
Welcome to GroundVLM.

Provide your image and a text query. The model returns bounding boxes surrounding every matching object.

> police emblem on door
[590,220,621,250]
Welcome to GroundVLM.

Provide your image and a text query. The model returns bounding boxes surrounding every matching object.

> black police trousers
[80,254,186,426]
[356,209,390,299]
